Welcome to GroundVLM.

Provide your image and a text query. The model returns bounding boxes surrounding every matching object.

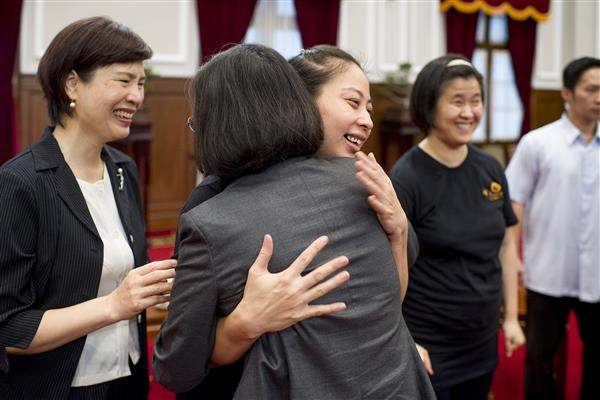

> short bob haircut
[37,16,153,127]
[410,54,485,135]
[190,44,323,177]
[563,57,600,91]
[289,45,362,98]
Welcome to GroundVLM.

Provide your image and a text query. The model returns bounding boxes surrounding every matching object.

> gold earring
[69,100,76,109]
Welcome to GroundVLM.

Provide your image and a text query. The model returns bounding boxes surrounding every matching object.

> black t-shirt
[389,144,517,388]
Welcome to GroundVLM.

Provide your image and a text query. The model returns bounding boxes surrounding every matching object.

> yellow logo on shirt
[482,181,504,201]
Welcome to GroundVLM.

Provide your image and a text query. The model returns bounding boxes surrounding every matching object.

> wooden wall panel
[17,75,197,234]
[143,79,196,233]
[530,89,564,131]
[18,75,51,148]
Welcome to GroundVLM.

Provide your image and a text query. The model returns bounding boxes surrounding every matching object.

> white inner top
[71,163,140,387]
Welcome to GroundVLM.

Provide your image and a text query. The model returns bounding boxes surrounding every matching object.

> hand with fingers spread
[211,234,350,365]
[106,259,177,323]
[354,151,408,240]
[236,234,349,337]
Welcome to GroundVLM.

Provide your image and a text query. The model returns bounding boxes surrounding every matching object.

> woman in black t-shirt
[389,54,525,400]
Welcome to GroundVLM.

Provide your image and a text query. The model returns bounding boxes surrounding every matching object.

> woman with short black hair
[0,17,175,399]
[190,44,323,178]
[389,54,525,400]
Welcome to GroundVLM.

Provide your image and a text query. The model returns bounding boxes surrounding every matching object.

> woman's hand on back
[211,235,350,366]
[234,234,350,338]
[354,151,408,240]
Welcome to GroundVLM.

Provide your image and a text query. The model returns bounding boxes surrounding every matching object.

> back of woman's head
[37,16,152,126]
[410,54,484,134]
[289,45,362,98]
[191,44,323,177]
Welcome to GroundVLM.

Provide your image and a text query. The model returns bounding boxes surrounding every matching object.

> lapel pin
[117,168,124,191]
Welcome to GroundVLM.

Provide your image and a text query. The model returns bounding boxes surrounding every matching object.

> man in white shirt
[506,57,600,400]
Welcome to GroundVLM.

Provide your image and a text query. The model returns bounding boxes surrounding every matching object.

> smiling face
[66,62,146,144]
[430,76,483,148]
[314,63,373,158]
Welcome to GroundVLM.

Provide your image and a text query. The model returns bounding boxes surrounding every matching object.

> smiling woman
[290,46,374,158]
[0,16,176,400]
[389,54,525,400]
[315,63,374,157]
[60,63,146,146]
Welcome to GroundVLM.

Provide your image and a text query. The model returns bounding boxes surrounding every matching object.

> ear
[560,87,571,104]
[64,70,79,100]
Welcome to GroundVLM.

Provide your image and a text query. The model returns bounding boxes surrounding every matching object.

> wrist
[230,300,262,341]
[100,293,120,325]
[389,228,408,244]
[503,301,519,321]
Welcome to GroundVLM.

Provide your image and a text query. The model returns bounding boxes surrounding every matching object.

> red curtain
[445,8,479,60]
[293,0,340,48]
[195,0,258,62]
[508,18,537,136]
[0,0,22,165]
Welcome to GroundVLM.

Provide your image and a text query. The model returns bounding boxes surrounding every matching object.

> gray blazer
[154,157,435,399]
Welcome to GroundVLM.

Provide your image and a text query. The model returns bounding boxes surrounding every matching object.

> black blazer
[0,127,149,399]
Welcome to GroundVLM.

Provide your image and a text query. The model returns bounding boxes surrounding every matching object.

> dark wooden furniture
[147,306,168,341]
[110,113,153,222]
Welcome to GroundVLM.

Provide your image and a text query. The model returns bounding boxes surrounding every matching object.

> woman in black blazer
[0,17,175,399]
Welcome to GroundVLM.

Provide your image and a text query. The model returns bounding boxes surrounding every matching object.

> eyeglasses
[186,116,195,133]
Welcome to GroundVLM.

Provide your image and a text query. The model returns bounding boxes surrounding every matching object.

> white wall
[338,0,600,89]
[19,0,199,77]
[533,0,600,89]
[338,0,445,82]
[19,0,600,88]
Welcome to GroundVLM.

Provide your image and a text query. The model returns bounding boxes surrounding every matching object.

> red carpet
[148,245,177,400]
[147,341,175,400]
[148,245,584,400]
[490,313,582,400]
[149,245,175,262]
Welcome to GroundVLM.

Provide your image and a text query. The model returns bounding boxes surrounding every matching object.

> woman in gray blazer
[154,44,435,399]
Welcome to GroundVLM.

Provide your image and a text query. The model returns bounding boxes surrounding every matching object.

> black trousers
[434,371,495,400]
[68,358,147,400]
[526,289,600,400]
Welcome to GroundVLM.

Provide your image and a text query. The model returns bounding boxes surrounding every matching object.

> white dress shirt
[506,114,600,302]
[71,164,140,386]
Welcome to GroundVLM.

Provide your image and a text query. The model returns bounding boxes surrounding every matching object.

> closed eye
[347,98,360,107]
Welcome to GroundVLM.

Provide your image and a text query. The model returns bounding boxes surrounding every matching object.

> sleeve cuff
[0,309,45,350]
